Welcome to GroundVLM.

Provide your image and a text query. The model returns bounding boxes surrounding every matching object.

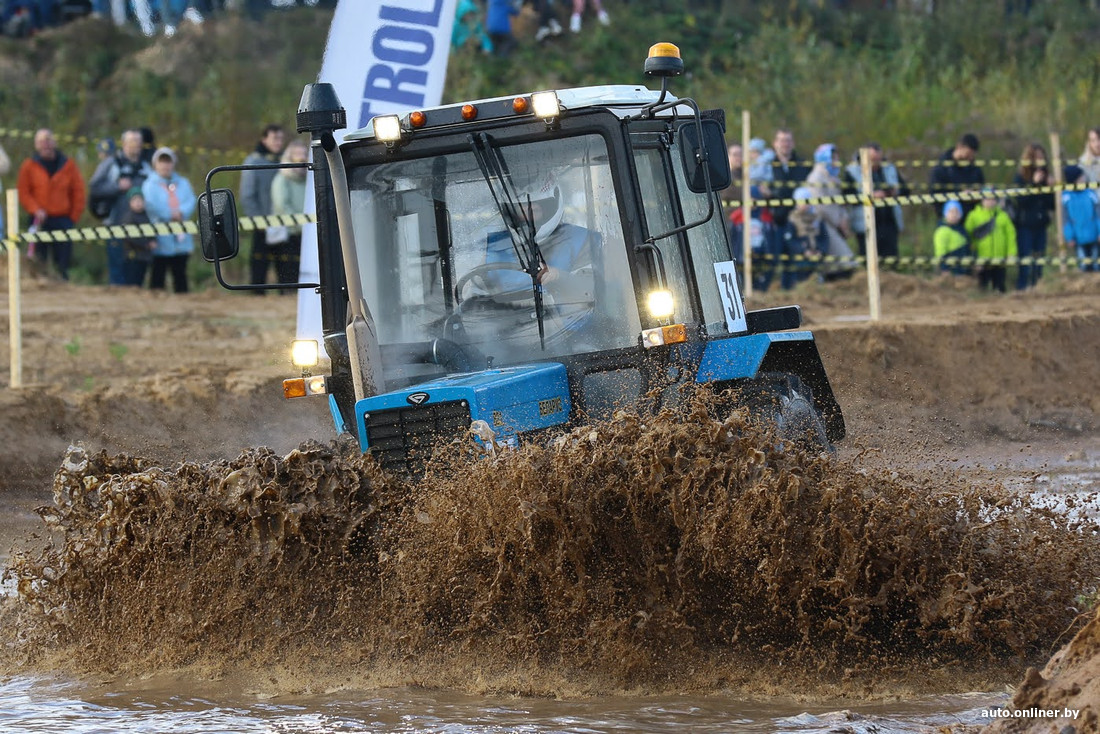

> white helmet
[515,175,564,243]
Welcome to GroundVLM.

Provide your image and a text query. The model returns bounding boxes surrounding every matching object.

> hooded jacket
[1061,188,1100,245]
[142,170,196,257]
[964,205,1016,261]
[933,221,969,259]
[17,152,85,222]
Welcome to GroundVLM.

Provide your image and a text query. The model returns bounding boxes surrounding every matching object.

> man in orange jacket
[17,128,85,280]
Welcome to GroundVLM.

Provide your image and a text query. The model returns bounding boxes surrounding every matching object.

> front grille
[364,400,471,473]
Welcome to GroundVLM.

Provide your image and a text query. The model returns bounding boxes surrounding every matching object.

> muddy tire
[740,372,831,452]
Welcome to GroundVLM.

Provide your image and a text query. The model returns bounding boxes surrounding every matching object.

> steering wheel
[428,337,483,372]
[454,261,531,305]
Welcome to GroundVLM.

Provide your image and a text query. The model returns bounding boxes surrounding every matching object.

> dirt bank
[982,608,1100,733]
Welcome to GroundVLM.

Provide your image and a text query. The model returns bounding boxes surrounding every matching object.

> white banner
[297,0,457,349]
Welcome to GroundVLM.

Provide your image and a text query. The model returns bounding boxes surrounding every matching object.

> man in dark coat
[929,133,984,217]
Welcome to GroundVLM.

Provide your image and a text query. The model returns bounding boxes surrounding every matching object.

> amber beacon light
[645,42,684,77]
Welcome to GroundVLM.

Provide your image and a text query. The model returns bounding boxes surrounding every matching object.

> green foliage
[64,337,81,358]
[108,342,129,363]
[448,0,1100,161]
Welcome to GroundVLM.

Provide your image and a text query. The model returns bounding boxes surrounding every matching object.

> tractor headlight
[371,114,402,143]
[646,289,675,319]
[291,339,319,369]
[531,91,561,121]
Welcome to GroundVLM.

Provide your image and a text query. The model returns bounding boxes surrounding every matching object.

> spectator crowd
[453,0,610,58]
[1,121,1098,294]
[1,0,331,38]
[724,128,1100,294]
[0,121,308,294]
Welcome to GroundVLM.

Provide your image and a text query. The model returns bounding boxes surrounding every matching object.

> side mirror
[198,188,240,262]
[679,118,731,194]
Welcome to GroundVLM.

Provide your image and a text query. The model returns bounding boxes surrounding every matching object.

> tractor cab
[198,43,844,473]
[347,128,641,386]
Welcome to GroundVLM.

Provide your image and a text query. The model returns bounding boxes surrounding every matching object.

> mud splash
[3,394,1098,697]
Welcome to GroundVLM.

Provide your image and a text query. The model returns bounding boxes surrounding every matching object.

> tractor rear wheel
[739,372,830,452]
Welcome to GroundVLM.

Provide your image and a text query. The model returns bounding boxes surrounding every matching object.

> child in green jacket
[933,200,970,275]
[964,189,1017,292]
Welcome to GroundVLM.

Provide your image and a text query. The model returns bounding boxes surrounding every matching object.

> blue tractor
[197,43,844,473]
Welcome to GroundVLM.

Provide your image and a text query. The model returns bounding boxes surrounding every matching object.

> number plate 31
[713,261,747,334]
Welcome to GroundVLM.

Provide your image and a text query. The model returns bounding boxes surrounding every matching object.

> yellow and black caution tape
[734,179,1070,193]
[0,127,250,162]
[749,252,1099,269]
[2,211,1096,271]
[878,158,1033,169]
[233,213,315,231]
[759,156,1085,169]
[724,181,1100,211]
[0,213,315,252]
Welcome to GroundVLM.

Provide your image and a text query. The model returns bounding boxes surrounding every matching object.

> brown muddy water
[0,676,1008,732]
[0,399,1097,733]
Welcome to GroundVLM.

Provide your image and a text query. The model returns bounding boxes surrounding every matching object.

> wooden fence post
[860,147,881,321]
[741,110,752,299]
[6,189,22,388]
[1050,132,1066,274]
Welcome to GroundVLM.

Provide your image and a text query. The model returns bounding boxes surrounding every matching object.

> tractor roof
[347,85,688,142]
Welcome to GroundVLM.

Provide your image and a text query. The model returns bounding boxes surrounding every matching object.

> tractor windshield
[347,133,641,387]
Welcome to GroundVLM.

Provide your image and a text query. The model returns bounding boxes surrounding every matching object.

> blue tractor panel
[354,363,572,472]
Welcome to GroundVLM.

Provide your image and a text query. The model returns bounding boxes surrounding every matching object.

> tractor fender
[677,332,845,443]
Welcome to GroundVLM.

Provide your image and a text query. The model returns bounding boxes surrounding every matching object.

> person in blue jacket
[452,0,493,53]
[141,147,197,293]
[486,0,518,57]
[1061,165,1100,273]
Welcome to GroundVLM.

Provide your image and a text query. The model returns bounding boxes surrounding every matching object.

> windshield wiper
[468,132,547,350]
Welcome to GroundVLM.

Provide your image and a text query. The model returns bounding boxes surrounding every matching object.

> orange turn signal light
[409,110,426,128]
[661,323,688,344]
[284,374,328,399]
[640,323,689,349]
[512,96,529,114]
[461,104,477,121]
